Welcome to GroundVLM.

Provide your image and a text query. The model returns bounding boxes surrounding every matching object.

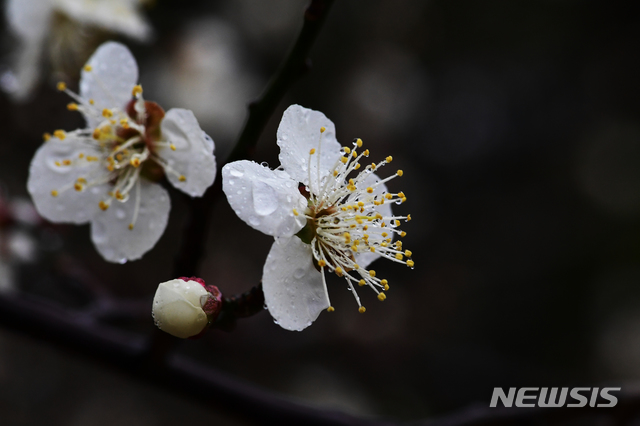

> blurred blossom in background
[1,0,152,101]
[1,0,640,424]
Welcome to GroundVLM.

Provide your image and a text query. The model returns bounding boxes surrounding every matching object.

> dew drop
[252,181,278,216]
[229,168,244,177]
[115,209,126,219]
[261,161,269,168]
[293,268,305,279]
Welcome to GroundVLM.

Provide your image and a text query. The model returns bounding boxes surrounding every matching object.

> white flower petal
[79,41,138,122]
[222,160,306,237]
[262,237,330,331]
[5,0,53,41]
[90,180,170,263]
[152,279,208,339]
[56,0,152,41]
[353,173,393,270]
[277,105,342,194]
[27,135,109,224]
[158,108,216,197]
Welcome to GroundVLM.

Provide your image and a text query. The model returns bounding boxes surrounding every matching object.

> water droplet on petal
[115,209,126,219]
[252,181,278,216]
[293,268,305,279]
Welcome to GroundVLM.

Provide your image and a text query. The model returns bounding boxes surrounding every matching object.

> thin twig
[172,0,335,280]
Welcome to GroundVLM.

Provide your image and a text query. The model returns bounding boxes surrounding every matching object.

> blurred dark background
[1,0,640,424]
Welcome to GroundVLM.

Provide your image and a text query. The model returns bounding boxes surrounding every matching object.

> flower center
[46,81,186,231]
[294,134,414,313]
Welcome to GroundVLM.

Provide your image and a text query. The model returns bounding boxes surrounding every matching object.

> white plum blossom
[27,42,217,263]
[3,0,151,100]
[222,105,413,331]
[152,277,222,339]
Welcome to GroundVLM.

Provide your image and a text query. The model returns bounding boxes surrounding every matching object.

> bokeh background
[2,0,640,424]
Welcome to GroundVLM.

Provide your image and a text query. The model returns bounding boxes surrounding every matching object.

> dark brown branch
[172,0,335,279]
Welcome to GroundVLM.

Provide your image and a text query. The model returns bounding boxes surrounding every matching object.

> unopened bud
[152,277,222,338]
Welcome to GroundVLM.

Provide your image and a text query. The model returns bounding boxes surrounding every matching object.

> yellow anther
[369,270,376,277]
[363,225,368,231]
[333,170,338,177]
[358,306,366,313]
[130,157,140,167]
[349,178,355,185]
[405,250,412,257]
[74,183,83,191]
[370,247,375,252]
[293,209,299,216]
[386,156,393,163]
[115,153,124,162]
[381,242,388,247]
[395,253,404,260]
[309,148,316,154]
[62,159,71,166]
[327,306,335,312]
[89,99,95,105]
[99,201,109,211]
[115,191,124,200]
[102,109,113,118]
[92,128,101,139]
[398,192,405,198]
[351,150,357,158]
[371,163,376,170]
[395,220,401,226]
[86,156,99,162]
[318,260,326,267]
[377,293,387,301]
[132,85,143,96]
[396,241,403,249]
[120,118,129,128]
[401,197,407,203]
[407,260,415,267]
[407,214,412,221]
[359,279,366,286]
[400,231,407,237]
[107,164,114,172]
[397,170,403,176]
[76,178,87,184]
[351,245,358,252]
[320,126,326,133]
[128,223,134,230]
[335,267,343,277]
[356,138,363,147]
[354,263,360,268]
[78,153,84,159]
[50,190,58,197]
[55,161,61,166]
[43,132,51,141]
[376,213,383,219]
[83,64,92,72]
[363,149,370,156]
[343,232,350,240]
[381,232,388,237]
[363,234,369,240]
[53,130,66,140]
[357,201,364,207]
[355,163,361,170]
[381,279,388,286]
[67,103,78,111]
[366,187,373,194]
[56,82,67,91]
[179,175,186,182]
[340,157,348,164]
[344,147,351,154]
[385,193,393,200]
